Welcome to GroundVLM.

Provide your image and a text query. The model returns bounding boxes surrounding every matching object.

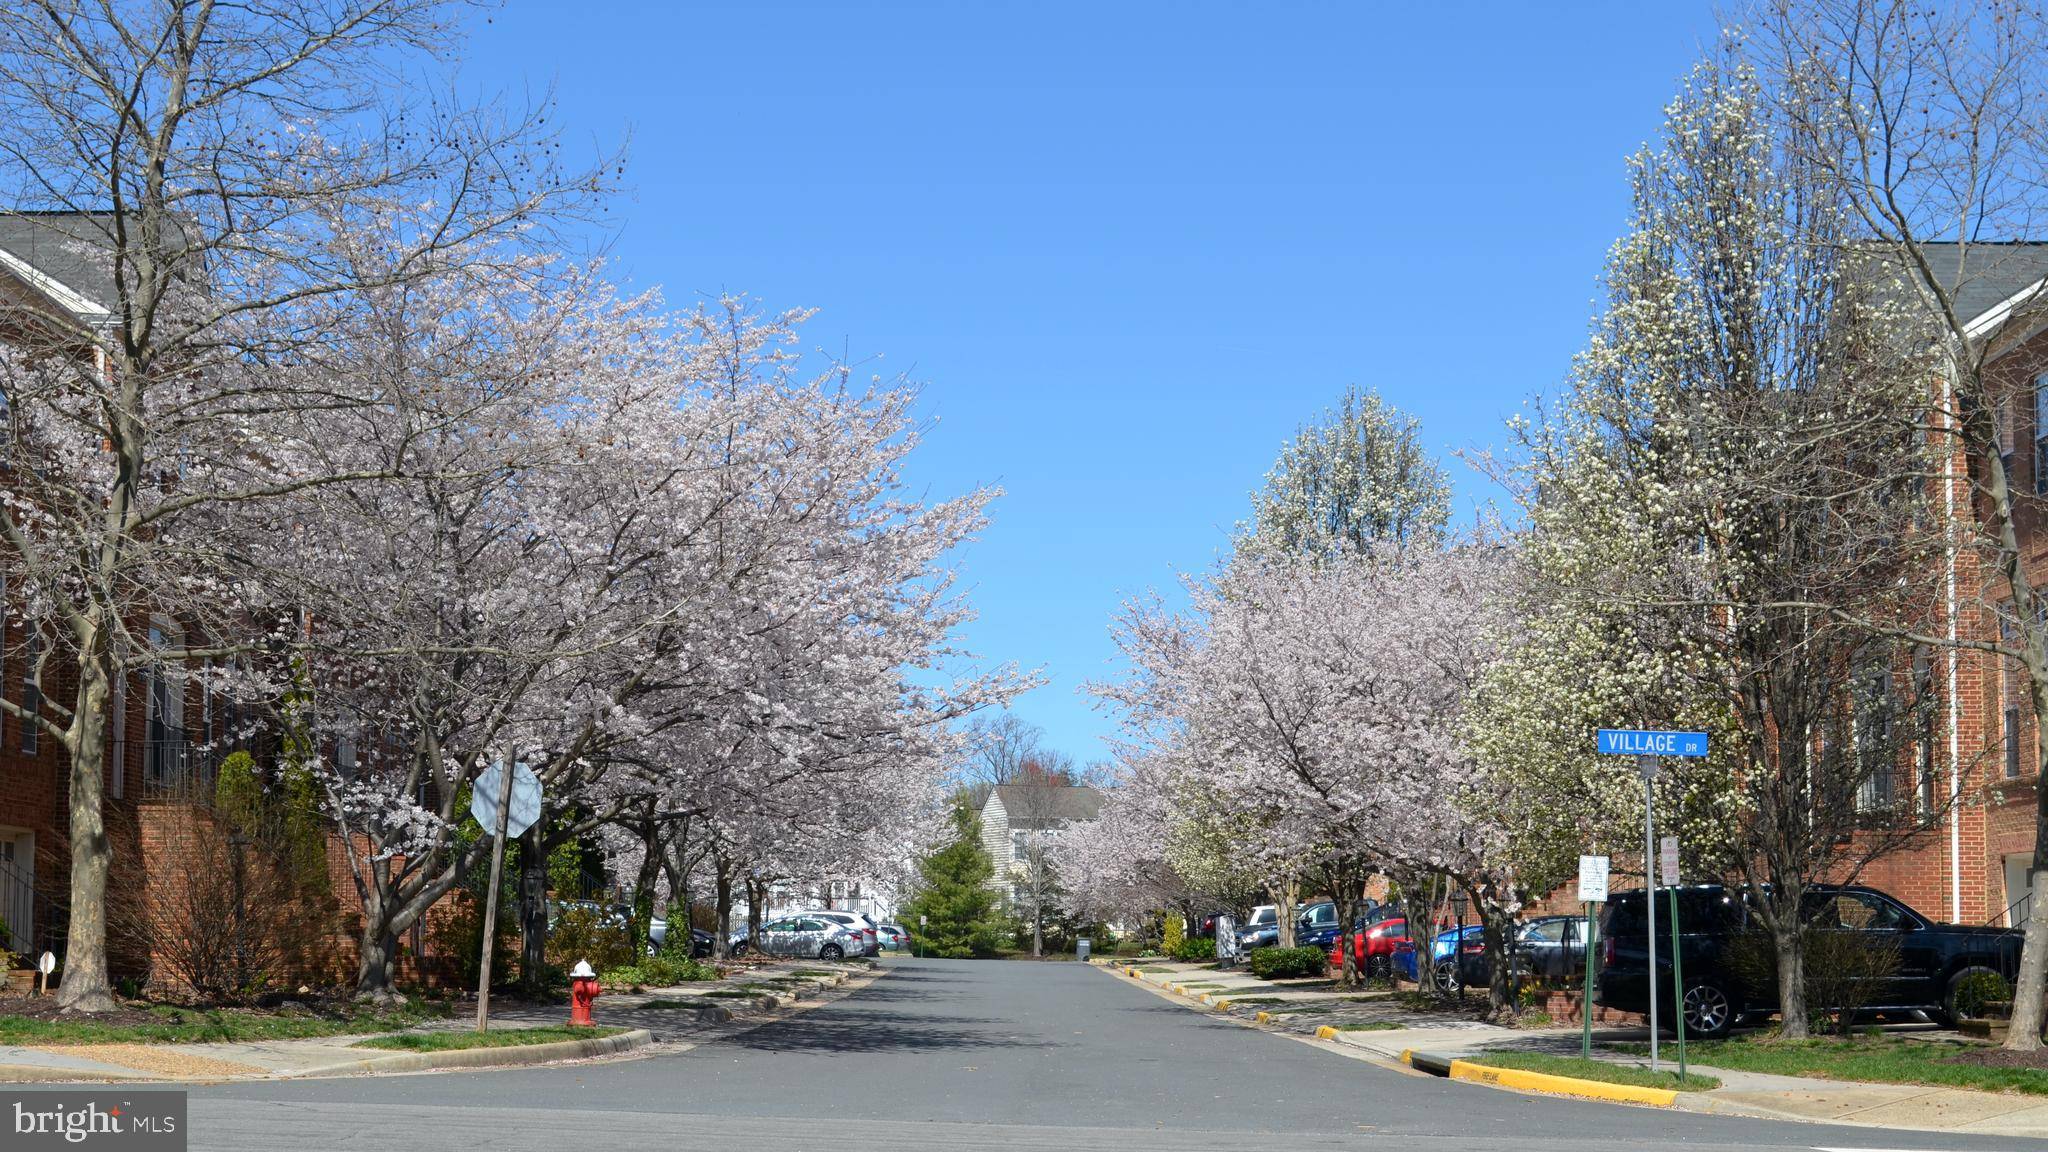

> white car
[754,914,865,959]
[802,910,881,956]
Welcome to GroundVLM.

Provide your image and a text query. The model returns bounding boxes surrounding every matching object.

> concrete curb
[0,1063,156,1082]
[1398,1052,1678,1108]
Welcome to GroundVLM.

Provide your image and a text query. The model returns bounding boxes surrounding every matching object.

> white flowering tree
[1476,55,1946,1037]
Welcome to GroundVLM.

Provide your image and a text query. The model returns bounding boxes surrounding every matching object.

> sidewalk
[1103,958,2048,1139]
[0,958,876,1083]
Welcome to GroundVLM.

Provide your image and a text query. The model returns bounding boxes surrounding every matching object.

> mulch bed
[1948,1045,2048,1071]
[0,995,169,1027]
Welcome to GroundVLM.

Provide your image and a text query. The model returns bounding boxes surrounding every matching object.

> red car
[1327,913,1411,978]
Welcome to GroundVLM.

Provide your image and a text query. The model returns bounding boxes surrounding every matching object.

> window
[1523,920,1568,944]
[1810,891,1907,932]
[20,629,37,755]
[2010,707,2025,779]
[2036,374,2048,495]
[142,623,187,786]
[1856,667,1897,810]
[1913,654,1938,812]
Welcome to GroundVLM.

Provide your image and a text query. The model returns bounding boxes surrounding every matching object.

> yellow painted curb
[1214,999,1230,1010]
[1314,1025,1339,1040]
[1446,1060,1676,1107]
[1255,1011,1271,1024]
[1398,1049,1413,1064]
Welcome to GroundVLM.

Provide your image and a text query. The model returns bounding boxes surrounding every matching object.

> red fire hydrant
[569,959,600,1027]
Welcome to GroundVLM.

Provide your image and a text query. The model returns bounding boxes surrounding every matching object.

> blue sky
[460,2,1723,764]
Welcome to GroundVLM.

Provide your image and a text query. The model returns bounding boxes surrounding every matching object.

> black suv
[1593,884,2023,1038]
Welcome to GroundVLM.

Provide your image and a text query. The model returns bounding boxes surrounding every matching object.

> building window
[2009,706,2024,779]
[20,630,38,755]
[1856,667,1897,810]
[143,623,187,786]
[2035,375,2048,495]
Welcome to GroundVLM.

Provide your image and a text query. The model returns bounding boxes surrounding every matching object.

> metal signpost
[471,759,542,1032]
[1575,854,1609,1058]
[1595,729,1708,1076]
[1661,834,1687,1082]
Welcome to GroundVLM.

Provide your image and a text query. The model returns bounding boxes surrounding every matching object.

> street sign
[919,915,928,927]
[1660,836,1680,887]
[1596,729,1709,758]
[1576,855,1610,903]
[471,761,542,839]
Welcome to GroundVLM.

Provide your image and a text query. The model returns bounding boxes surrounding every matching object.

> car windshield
[1247,907,1276,926]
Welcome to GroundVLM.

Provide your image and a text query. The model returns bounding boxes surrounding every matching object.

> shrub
[1951,970,2012,1020]
[1163,914,1186,957]
[545,905,635,974]
[1248,946,1326,980]
[1170,936,1216,963]
[1113,941,1147,957]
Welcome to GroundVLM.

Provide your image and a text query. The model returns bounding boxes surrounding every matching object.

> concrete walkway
[0,958,874,1083]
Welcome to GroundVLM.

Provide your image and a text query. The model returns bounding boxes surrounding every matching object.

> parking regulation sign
[1576,855,1610,903]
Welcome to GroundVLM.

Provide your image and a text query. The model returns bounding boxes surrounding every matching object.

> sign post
[471,759,542,1032]
[1662,835,1686,1082]
[1576,855,1609,1059]
[1595,729,1708,1077]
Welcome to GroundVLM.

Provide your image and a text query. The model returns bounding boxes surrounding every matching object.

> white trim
[0,244,107,320]
[1945,361,1964,923]
[1964,274,2048,341]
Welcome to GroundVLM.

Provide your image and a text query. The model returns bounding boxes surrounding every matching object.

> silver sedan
[754,915,865,959]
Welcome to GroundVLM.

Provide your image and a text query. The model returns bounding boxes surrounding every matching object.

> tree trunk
[746,878,765,944]
[518,823,547,996]
[2008,863,2048,1052]
[56,663,116,1013]
[1482,903,1515,1020]
[712,861,733,961]
[1334,890,1359,987]
[1276,875,1297,949]
[1773,920,1809,1041]
[630,823,662,957]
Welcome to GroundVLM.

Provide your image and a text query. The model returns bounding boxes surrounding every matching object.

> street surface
[173,959,2048,1151]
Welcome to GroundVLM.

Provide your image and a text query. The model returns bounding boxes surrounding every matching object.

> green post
[1581,902,1598,1059]
[1667,887,1687,1083]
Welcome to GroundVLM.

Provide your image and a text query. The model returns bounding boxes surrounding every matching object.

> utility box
[1076,937,1091,961]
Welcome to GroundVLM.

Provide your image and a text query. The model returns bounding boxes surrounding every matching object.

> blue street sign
[1596,729,1709,758]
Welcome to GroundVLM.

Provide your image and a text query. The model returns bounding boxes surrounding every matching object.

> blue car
[1295,901,1340,948]
[1395,924,1484,984]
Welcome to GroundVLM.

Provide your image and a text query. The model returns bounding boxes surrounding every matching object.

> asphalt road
[169,958,2048,1151]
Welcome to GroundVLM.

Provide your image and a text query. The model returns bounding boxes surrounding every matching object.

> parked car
[1235,905,1280,951]
[1296,901,1339,949]
[753,915,866,959]
[1393,923,1481,984]
[647,920,716,958]
[1326,906,1406,976]
[1594,884,2025,1039]
[1430,915,1591,992]
[807,910,882,956]
[877,924,910,951]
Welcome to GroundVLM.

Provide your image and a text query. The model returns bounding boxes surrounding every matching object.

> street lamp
[1449,891,1468,1000]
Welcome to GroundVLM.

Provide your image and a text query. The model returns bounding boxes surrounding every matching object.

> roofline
[1963,274,2048,341]
[0,243,109,321]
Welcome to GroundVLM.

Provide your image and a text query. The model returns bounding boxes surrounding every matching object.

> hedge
[1248,946,1326,980]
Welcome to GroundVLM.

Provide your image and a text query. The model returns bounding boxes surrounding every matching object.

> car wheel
[1682,980,1735,1039]
[1366,954,1389,980]
[1943,965,2003,1026]
[1432,959,1461,993]
[820,943,844,960]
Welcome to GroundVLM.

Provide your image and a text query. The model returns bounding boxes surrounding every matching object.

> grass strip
[354,1025,623,1052]
[0,1004,451,1047]
[1639,1036,2048,1097]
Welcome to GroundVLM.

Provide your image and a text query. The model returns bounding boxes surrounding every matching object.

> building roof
[0,212,122,319]
[1902,242,2048,332]
[990,784,1103,829]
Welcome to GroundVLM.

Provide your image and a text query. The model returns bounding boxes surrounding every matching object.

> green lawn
[1336,1021,1405,1031]
[0,1003,451,1046]
[1468,1051,1720,1092]
[1648,1036,2048,1096]
[354,1025,623,1052]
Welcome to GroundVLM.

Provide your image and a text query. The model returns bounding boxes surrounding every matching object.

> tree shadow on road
[717,1009,1045,1055]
